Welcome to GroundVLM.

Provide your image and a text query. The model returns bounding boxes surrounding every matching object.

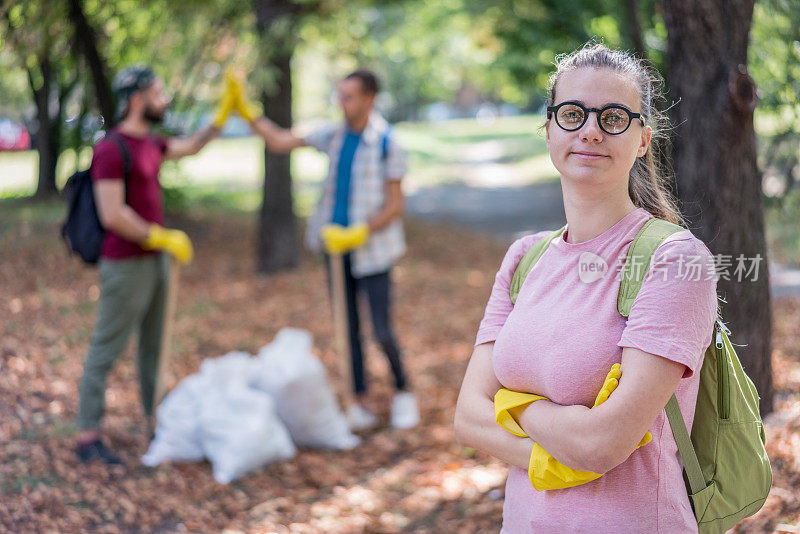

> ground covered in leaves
[1,202,799,533]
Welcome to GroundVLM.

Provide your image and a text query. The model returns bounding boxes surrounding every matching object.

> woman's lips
[571,151,609,161]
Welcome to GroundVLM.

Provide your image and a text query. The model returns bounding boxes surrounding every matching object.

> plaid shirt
[304,112,408,278]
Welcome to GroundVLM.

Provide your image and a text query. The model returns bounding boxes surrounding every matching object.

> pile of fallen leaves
[1,203,798,533]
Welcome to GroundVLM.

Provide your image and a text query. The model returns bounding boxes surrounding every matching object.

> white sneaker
[346,403,378,431]
[391,391,420,429]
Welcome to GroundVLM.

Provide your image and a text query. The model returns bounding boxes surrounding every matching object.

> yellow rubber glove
[320,223,370,255]
[495,389,548,437]
[494,364,652,491]
[228,72,260,123]
[142,224,194,265]
[592,363,652,449]
[494,388,601,490]
[212,77,236,129]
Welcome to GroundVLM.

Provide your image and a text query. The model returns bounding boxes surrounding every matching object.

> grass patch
[0,198,67,226]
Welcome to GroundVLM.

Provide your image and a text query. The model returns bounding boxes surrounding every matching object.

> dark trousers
[325,254,407,394]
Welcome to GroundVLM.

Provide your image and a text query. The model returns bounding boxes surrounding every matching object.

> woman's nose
[579,112,603,142]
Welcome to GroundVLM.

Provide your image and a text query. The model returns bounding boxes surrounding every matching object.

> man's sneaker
[391,391,420,429]
[76,439,123,465]
[346,403,379,431]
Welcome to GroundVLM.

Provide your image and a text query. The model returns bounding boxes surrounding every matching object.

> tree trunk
[257,52,299,272]
[30,58,59,199]
[252,0,302,273]
[664,0,773,414]
[67,0,115,127]
[623,0,647,59]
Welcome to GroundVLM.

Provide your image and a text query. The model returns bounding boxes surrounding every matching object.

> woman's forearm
[517,400,603,472]
[454,391,534,470]
[515,348,685,474]
[454,342,534,470]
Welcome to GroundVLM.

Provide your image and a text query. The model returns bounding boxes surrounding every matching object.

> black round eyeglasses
[546,101,645,135]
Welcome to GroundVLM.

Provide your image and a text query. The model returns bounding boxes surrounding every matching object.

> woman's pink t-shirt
[475,208,718,533]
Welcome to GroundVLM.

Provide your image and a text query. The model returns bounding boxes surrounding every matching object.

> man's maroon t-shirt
[91,128,168,259]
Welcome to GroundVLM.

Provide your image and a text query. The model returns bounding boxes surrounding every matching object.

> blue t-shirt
[331,130,362,226]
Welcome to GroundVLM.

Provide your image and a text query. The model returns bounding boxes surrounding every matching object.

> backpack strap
[617,218,685,317]
[618,218,710,493]
[509,225,567,305]
[381,127,391,162]
[104,131,132,202]
[107,131,132,179]
[665,394,707,494]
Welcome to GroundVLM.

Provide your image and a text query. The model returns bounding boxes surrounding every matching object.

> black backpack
[61,132,131,264]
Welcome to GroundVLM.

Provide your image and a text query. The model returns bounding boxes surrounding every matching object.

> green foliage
[291,0,668,120]
[90,0,253,119]
[1,0,796,201]
[0,47,31,121]
[1,0,254,143]
[750,0,800,198]
[471,0,666,106]
[1,2,80,118]
[296,1,500,118]
[0,0,673,136]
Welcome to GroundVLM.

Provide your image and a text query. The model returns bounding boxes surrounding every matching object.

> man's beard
[143,104,165,124]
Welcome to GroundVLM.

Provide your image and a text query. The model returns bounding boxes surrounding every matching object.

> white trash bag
[253,327,360,450]
[142,373,207,466]
[199,379,296,484]
[199,350,256,385]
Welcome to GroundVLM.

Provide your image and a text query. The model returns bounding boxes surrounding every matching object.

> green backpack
[509,218,772,534]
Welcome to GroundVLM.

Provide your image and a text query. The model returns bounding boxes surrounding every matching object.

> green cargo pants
[77,253,169,430]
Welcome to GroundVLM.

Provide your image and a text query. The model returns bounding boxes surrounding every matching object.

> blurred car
[0,118,31,151]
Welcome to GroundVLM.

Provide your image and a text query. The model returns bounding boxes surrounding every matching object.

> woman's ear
[545,119,551,151]
[637,125,653,157]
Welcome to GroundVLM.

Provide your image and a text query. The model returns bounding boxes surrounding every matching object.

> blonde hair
[547,42,686,226]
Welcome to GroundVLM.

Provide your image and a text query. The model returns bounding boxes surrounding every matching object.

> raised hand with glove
[320,223,370,255]
[227,71,261,123]
[211,73,237,129]
[494,363,652,491]
[141,224,194,265]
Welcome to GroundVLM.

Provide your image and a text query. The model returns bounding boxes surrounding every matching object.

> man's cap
[112,64,156,118]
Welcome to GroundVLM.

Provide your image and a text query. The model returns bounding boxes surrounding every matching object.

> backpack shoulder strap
[665,394,707,494]
[381,127,391,161]
[105,131,132,202]
[106,131,132,179]
[620,217,709,493]
[617,217,685,317]
[509,225,567,305]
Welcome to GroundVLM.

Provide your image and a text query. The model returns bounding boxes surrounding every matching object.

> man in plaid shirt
[236,69,419,431]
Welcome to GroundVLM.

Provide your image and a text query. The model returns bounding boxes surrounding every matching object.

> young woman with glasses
[454,44,719,532]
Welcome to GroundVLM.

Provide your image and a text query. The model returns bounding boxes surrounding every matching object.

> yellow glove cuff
[237,96,260,123]
[494,388,548,437]
[142,224,167,249]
